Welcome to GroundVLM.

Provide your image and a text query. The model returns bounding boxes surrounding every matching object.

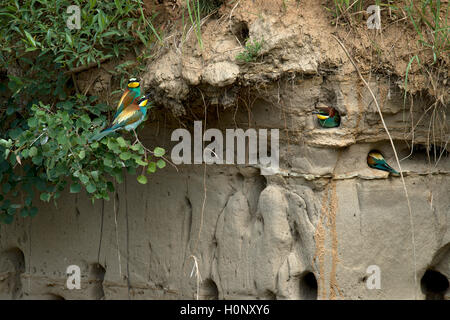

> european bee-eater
[90,94,151,142]
[367,150,399,175]
[312,107,340,128]
[113,77,141,121]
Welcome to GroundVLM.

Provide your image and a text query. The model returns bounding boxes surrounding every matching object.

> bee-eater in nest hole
[367,150,399,175]
[312,106,340,128]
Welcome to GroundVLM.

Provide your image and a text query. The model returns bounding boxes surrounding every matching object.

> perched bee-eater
[312,106,340,128]
[113,77,141,121]
[90,94,151,142]
[367,150,399,175]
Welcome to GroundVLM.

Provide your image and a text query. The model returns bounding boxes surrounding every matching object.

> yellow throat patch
[316,114,329,120]
[128,82,140,88]
[139,99,148,107]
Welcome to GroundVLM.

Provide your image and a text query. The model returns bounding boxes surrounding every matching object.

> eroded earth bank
[0,0,449,299]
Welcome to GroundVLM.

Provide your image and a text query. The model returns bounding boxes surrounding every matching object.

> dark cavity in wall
[202,0,224,17]
[299,272,318,300]
[89,263,106,300]
[319,84,340,115]
[264,290,277,300]
[200,278,219,300]
[231,21,250,45]
[408,143,449,161]
[421,269,449,300]
[0,247,25,299]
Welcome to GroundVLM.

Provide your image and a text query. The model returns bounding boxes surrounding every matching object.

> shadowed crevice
[299,271,318,300]
[200,278,219,300]
[89,263,106,300]
[0,247,25,300]
[421,269,449,300]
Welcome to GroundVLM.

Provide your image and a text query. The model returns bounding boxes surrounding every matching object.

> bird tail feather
[89,128,117,142]
[379,162,399,175]
[112,108,122,122]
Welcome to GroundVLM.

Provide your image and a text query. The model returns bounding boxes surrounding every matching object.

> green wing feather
[374,159,398,174]
[319,114,340,128]
[368,154,399,174]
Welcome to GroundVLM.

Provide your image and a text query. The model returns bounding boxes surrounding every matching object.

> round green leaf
[117,137,127,148]
[25,195,32,207]
[127,166,136,175]
[70,183,82,193]
[32,155,43,165]
[27,117,38,128]
[40,193,51,202]
[156,159,166,169]
[135,158,147,166]
[3,215,14,224]
[91,171,99,181]
[20,207,29,217]
[137,175,147,184]
[29,146,38,157]
[86,183,97,194]
[130,144,141,151]
[147,162,156,173]
[29,207,38,217]
[79,174,89,185]
[153,147,165,157]
[120,152,132,160]
[0,138,13,148]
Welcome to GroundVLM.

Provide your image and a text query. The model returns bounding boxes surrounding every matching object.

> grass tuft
[236,38,264,63]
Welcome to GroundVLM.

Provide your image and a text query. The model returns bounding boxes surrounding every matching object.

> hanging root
[189,255,202,300]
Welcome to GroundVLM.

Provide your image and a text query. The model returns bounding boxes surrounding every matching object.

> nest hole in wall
[299,271,318,300]
[0,247,25,300]
[199,278,219,300]
[421,269,449,300]
[89,263,106,300]
[231,20,250,45]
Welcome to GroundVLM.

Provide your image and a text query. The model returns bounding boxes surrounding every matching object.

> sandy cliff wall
[0,0,448,300]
